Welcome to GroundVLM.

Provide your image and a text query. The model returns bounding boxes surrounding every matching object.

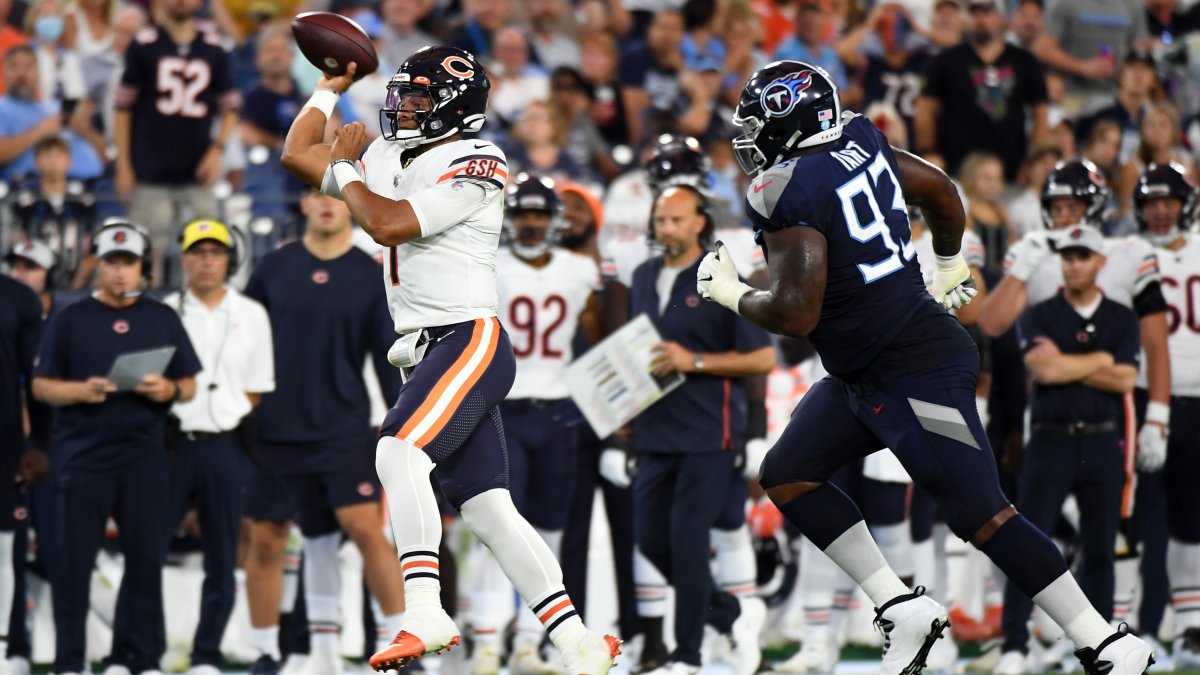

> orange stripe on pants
[415,320,500,447]
[397,319,486,442]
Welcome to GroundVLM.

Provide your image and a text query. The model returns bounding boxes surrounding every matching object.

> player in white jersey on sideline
[468,173,602,675]
[978,159,1171,671]
[278,46,620,675]
[1131,163,1200,670]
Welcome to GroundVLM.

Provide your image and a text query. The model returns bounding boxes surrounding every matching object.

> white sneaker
[510,643,561,675]
[1073,628,1154,675]
[728,597,766,675]
[925,635,959,674]
[641,662,699,675]
[1175,628,1200,670]
[470,645,502,675]
[5,657,27,675]
[873,587,950,675]
[186,666,222,675]
[102,666,132,675]
[559,630,622,675]
[773,637,838,675]
[281,654,309,675]
[991,651,1027,675]
[300,649,345,675]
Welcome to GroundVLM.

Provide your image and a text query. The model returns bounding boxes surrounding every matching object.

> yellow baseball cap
[181,219,234,252]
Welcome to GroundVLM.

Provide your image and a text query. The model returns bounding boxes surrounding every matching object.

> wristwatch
[692,353,705,373]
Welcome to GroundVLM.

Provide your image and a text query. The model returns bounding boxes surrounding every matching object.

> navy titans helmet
[731,60,843,176]
[380,46,490,148]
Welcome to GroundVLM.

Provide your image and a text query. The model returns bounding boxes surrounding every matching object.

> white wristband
[303,89,339,119]
[331,161,362,192]
[1145,400,1170,426]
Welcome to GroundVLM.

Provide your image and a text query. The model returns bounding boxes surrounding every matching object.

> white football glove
[698,242,753,313]
[932,253,979,310]
[743,438,770,480]
[599,448,633,488]
[1137,401,1170,472]
[1004,235,1051,282]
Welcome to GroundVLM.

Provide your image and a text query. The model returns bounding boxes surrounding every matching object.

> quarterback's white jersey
[355,137,507,333]
[496,247,600,400]
[1137,233,1200,396]
[912,228,985,291]
[1021,230,1161,308]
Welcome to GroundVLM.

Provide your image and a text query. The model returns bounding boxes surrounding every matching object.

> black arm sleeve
[1133,280,1168,317]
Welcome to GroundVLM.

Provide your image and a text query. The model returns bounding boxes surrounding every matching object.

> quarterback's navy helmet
[380,46,490,148]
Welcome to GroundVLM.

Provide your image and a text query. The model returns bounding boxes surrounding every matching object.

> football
[291,12,379,79]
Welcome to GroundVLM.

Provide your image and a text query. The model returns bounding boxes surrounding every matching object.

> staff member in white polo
[164,218,275,675]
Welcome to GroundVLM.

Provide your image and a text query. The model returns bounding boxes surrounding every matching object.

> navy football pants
[635,451,741,666]
[53,451,171,674]
[1001,429,1124,653]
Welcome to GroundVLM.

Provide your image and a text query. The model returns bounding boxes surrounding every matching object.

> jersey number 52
[836,153,916,284]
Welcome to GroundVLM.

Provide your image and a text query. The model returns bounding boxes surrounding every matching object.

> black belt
[1031,420,1118,437]
[182,430,236,441]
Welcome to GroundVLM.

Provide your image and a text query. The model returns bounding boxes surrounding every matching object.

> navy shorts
[379,318,516,509]
[243,436,380,536]
[760,336,1011,540]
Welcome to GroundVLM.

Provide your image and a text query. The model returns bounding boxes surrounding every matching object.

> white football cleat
[559,630,622,675]
[728,597,766,675]
[924,634,959,674]
[991,651,1028,675]
[773,635,839,675]
[1073,628,1154,675]
[186,666,223,675]
[641,662,699,675]
[469,644,502,675]
[370,608,462,671]
[1175,628,1200,670]
[102,666,132,675]
[299,648,345,675]
[510,643,562,675]
[873,587,950,675]
[5,656,27,675]
[281,654,309,675]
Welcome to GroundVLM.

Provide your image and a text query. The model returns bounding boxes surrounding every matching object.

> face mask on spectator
[35,16,65,43]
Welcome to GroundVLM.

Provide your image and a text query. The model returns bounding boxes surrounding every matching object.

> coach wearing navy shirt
[628,186,774,673]
[241,189,405,672]
[32,222,201,675]
[1000,225,1141,666]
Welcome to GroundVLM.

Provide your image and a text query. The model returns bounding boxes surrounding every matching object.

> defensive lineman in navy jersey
[698,61,1155,675]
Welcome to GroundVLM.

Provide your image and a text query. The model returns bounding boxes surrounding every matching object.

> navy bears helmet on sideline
[1133,162,1197,246]
[379,46,490,147]
[503,172,565,259]
[1039,159,1109,230]
[644,134,712,193]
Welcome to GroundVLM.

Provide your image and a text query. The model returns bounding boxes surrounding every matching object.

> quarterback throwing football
[280,47,620,674]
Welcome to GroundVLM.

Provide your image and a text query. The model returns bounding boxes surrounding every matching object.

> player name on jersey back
[361,137,508,333]
[496,248,600,400]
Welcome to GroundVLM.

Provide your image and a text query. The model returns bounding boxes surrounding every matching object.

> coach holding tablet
[31,220,201,675]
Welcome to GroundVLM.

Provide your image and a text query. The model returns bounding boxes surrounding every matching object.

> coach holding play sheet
[32,221,201,675]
